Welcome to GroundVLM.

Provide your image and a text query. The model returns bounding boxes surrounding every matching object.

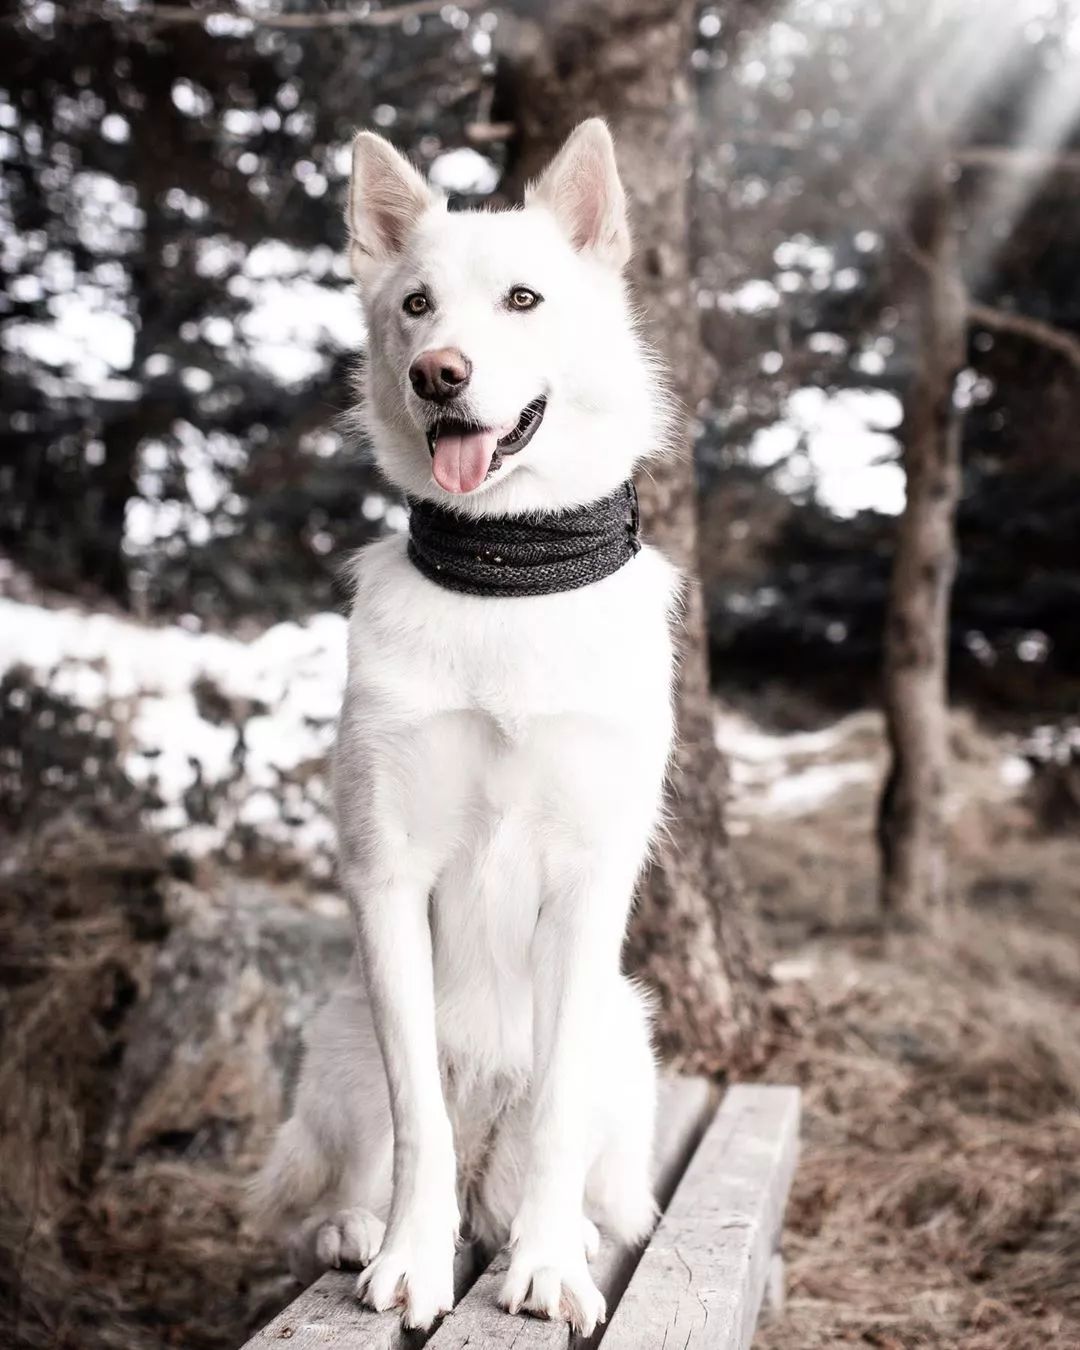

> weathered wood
[424,1076,718,1350]
[240,1079,714,1349]
[763,1251,785,1319]
[239,1270,406,1349]
[240,1248,479,1349]
[600,1085,800,1350]
[241,1081,800,1350]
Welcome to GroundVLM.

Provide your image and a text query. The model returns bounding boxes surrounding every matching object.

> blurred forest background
[2,1,1079,1348]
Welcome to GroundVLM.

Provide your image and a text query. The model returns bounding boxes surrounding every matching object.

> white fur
[252,120,681,1337]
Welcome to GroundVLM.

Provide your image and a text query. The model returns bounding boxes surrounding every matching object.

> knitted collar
[406,480,641,597]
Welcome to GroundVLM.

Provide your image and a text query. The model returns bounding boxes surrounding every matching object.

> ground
[737,709,1080,1349]
[1,600,1077,1348]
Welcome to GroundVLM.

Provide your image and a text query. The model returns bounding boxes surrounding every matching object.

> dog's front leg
[346,862,457,1330]
[500,871,631,1336]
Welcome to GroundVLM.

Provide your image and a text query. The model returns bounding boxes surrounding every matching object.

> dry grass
[749,717,1080,1348]
[0,821,287,1349]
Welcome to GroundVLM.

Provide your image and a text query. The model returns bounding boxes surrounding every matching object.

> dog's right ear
[347,132,439,285]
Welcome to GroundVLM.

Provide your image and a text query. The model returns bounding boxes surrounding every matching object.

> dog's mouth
[425,396,547,495]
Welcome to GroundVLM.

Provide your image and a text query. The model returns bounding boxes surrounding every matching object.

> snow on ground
[716,706,881,824]
[0,597,347,870]
[1,593,1041,864]
[717,703,1034,826]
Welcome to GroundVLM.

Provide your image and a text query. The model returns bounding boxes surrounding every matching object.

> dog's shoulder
[341,533,409,607]
[630,542,684,616]
[341,533,680,715]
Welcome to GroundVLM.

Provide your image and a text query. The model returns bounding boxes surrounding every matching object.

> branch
[851,174,1080,374]
[465,121,516,144]
[31,0,480,30]
[956,146,1080,175]
[967,302,1080,373]
[734,135,1080,174]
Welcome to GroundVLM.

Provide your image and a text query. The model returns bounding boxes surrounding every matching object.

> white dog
[252,119,681,1337]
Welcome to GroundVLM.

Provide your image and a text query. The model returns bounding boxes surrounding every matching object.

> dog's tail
[247,1116,333,1233]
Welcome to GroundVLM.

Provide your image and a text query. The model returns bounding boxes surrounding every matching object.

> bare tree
[499,0,767,1072]
[876,104,1080,919]
[877,119,968,921]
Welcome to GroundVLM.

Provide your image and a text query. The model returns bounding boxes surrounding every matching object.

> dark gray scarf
[406,480,641,597]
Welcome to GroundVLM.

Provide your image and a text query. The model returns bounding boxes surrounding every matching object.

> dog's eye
[507,287,541,312]
[403,292,429,316]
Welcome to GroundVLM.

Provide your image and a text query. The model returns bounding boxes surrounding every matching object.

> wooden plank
[763,1252,785,1319]
[424,1075,718,1350]
[600,1085,801,1350]
[239,1270,406,1349]
[240,1247,479,1349]
[240,1077,721,1350]
[653,1076,721,1208]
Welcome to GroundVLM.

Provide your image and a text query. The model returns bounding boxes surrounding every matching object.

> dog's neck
[406,481,641,598]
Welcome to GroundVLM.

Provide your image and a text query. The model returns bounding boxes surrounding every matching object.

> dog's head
[347,120,669,514]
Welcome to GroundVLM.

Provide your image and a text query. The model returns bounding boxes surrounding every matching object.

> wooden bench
[242,1081,800,1350]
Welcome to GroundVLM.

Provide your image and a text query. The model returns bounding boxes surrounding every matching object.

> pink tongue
[431,428,499,494]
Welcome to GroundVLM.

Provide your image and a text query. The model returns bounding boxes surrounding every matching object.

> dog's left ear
[526,119,631,270]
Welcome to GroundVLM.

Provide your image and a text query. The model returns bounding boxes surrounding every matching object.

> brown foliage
[750,715,1080,1349]
[0,824,287,1350]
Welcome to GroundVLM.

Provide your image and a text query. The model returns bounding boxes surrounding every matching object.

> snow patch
[749,385,905,517]
[720,279,782,314]
[3,290,135,395]
[756,760,878,813]
[0,598,347,868]
[236,276,365,385]
[716,707,879,817]
[428,148,499,196]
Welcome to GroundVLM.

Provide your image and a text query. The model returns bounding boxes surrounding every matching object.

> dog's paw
[354,1244,455,1330]
[314,1207,385,1269]
[354,1205,456,1331]
[499,1212,606,1335]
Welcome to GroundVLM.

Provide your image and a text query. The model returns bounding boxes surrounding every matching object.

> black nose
[409,347,472,403]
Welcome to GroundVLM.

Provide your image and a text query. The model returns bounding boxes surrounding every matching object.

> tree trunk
[500,0,766,1073]
[878,132,967,921]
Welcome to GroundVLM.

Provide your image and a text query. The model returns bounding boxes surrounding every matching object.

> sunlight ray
[964,19,1080,288]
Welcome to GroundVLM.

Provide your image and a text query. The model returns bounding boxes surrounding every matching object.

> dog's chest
[349,537,678,736]
[341,539,679,1065]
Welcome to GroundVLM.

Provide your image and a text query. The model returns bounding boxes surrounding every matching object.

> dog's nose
[409,348,472,403]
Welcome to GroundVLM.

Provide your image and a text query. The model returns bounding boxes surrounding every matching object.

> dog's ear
[347,132,440,284]
[526,119,631,270]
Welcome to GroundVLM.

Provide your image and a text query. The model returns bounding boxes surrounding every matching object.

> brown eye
[507,287,541,311]
[403,292,429,316]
